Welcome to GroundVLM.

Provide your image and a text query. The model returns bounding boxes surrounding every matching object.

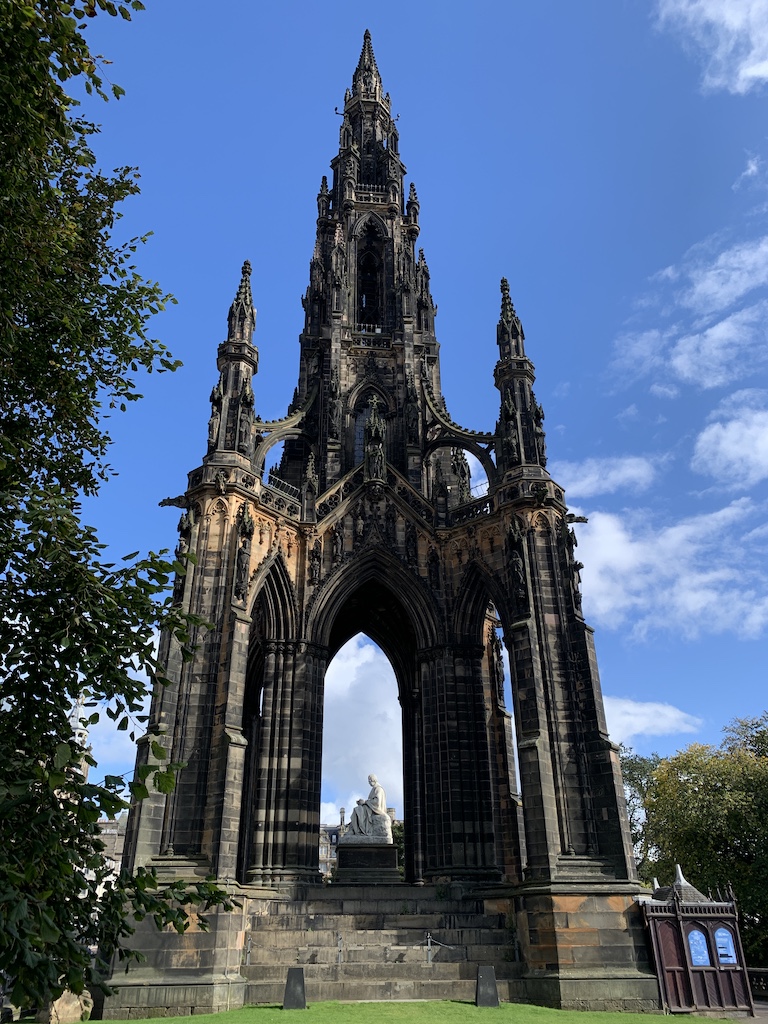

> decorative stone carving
[340,774,392,844]
[451,447,471,504]
[405,520,418,567]
[234,539,251,602]
[309,538,322,584]
[331,520,344,564]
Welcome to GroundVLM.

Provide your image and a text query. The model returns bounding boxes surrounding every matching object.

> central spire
[352,28,382,99]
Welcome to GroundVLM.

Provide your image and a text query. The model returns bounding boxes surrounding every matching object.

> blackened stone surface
[335,844,401,884]
[476,965,500,1007]
[283,967,307,1010]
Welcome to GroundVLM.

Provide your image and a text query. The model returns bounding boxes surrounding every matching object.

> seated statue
[343,774,393,844]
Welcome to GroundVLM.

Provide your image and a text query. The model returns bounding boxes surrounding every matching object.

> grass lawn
[100,1003,663,1024]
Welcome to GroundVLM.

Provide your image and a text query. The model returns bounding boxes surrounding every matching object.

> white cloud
[465,451,489,496]
[657,0,768,94]
[577,498,768,639]
[680,238,768,314]
[733,154,762,189]
[650,382,680,399]
[604,695,703,746]
[322,636,403,818]
[669,301,768,387]
[692,389,768,484]
[550,456,657,498]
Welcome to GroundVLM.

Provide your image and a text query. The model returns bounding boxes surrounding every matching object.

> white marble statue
[340,774,393,844]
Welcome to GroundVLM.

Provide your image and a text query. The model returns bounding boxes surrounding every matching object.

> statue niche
[357,221,385,329]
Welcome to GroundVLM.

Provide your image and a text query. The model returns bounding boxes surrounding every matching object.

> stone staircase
[241,884,520,1003]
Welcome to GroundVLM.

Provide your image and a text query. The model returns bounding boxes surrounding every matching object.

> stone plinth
[335,843,401,884]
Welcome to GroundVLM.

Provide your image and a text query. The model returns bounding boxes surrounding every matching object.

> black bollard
[476,964,499,1007]
[282,966,307,1009]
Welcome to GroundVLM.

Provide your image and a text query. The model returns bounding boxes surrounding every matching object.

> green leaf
[54,742,71,770]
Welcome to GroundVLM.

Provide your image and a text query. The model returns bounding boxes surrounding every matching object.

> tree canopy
[0,0,232,1009]
[621,712,768,966]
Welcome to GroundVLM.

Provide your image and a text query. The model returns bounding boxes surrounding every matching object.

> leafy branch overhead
[0,0,230,1010]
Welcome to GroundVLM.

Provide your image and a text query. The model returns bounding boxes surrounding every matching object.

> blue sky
[79,2,768,819]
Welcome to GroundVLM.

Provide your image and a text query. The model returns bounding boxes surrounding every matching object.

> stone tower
[116,31,657,1014]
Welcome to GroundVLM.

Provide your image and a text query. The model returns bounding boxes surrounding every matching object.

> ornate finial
[409,182,418,203]
[496,276,524,360]
[500,277,515,323]
[228,259,256,344]
[352,29,382,98]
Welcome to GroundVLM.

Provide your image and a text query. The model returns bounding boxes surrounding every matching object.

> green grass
[100,1003,665,1024]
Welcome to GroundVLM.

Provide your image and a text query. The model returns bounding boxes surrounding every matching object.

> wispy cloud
[604,695,703,746]
[576,498,768,639]
[613,233,768,390]
[550,456,658,498]
[733,154,762,190]
[669,301,768,387]
[692,388,768,485]
[679,237,768,314]
[656,0,768,94]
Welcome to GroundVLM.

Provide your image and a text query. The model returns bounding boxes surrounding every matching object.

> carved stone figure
[341,774,392,844]
[406,398,419,444]
[332,521,344,564]
[238,408,252,455]
[510,550,526,602]
[214,470,228,495]
[309,538,322,584]
[405,521,418,567]
[207,406,220,448]
[234,541,251,601]
[504,425,520,464]
[366,439,384,480]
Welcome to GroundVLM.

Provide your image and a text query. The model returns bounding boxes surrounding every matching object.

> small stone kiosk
[641,866,754,1015]
[334,774,400,884]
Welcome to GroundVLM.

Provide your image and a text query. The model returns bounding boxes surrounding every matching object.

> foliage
[0,0,233,1010]
[618,745,659,883]
[621,714,768,965]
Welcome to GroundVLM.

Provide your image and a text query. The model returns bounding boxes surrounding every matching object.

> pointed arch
[308,547,440,665]
[248,549,298,641]
[352,210,388,239]
[453,559,514,644]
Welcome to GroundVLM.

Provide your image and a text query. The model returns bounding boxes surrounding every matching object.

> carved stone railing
[266,470,300,501]
[316,467,365,521]
[446,494,493,526]
[259,483,301,520]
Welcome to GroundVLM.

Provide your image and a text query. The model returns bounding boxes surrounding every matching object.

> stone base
[334,843,401,884]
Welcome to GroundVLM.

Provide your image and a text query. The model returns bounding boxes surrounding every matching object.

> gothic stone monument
[108,32,658,1015]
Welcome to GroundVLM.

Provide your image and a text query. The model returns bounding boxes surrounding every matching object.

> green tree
[628,716,768,965]
[618,745,660,883]
[0,0,233,1009]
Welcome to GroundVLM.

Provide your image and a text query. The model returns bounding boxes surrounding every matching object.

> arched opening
[320,634,402,878]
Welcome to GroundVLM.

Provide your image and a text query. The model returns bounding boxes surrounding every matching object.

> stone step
[242,960,518,984]
[244,977,482,1004]
[253,912,506,931]
[244,926,509,949]
[248,938,511,966]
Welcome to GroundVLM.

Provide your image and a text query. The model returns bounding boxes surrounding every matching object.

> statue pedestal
[335,843,401,884]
